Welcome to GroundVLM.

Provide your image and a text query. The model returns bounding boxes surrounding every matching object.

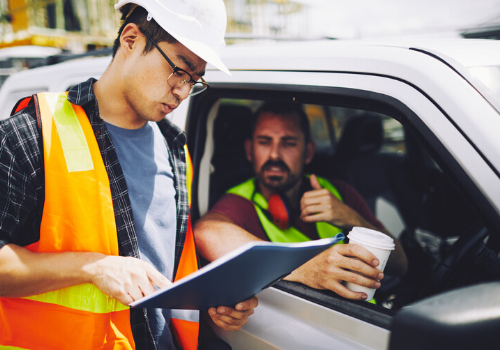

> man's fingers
[301,266,373,301]
[209,308,253,331]
[337,267,382,288]
[139,280,157,297]
[301,212,329,223]
[216,307,254,320]
[337,244,380,268]
[301,204,329,217]
[146,265,171,289]
[151,275,171,290]
[211,318,245,332]
[212,312,252,325]
[301,189,331,201]
[115,291,135,306]
[127,287,145,303]
[310,174,322,190]
[89,256,170,304]
[234,296,258,311]
[300,190,337,211]
[330,283,369,301]
[125,293,135,305]
[209,297,258,332]
[213,306,254,320]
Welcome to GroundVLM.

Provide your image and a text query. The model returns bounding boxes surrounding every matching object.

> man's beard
[256,159,301,193]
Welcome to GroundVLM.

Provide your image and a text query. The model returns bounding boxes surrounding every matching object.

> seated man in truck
[195,102,407,301]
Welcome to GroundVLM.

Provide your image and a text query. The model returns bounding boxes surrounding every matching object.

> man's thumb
[310,174,322,190]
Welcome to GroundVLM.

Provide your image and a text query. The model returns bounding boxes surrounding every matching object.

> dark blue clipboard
[130,234,344,310]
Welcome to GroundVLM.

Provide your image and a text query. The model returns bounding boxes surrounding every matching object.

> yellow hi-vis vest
[0,93,200,349]
[227,176,344,243]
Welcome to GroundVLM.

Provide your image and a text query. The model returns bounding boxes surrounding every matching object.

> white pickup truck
[1,38,500,350]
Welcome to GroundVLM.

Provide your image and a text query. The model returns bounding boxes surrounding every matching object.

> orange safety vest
[171,147,200,350]
[0,93,200,349]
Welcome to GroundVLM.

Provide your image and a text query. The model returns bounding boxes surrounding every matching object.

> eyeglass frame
[138,27,210,96]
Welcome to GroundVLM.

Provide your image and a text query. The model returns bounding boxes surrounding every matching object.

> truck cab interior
[188,88,500,316]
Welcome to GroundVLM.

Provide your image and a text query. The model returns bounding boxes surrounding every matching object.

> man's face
[120,25,207,127]
[245,112,315,193]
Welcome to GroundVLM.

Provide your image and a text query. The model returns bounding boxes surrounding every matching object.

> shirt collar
[67,78,97,106]
[157,118,187,146]
[67,78,186,146]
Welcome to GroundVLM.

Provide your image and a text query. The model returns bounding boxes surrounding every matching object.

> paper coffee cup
[343,227,395,301]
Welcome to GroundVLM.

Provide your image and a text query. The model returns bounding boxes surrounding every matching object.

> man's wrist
[284,267,304,284]
[80,252,105,284]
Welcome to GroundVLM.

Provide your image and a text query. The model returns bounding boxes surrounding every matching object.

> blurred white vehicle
[0,45,62,88]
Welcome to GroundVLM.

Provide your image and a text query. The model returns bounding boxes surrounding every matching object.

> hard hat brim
[167,32,231,76]
[115,0,231,76]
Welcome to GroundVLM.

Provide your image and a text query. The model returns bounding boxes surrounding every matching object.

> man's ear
[245,138,253,162]
[305,140,316,165]
[119,23,142,56]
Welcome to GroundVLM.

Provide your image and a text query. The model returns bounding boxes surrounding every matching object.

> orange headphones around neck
[267,193,291,230]
[252,178,312,230]
[251,185,291,230]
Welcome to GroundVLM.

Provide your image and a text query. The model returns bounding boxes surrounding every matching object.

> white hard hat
[115,0,231,76]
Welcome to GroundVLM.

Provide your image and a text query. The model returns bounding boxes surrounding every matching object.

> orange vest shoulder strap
[171,145,200,350]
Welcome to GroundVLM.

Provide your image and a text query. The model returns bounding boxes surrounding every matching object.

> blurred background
[0,0,499,86]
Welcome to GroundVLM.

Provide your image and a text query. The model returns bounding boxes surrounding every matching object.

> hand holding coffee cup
[343,227,395,301]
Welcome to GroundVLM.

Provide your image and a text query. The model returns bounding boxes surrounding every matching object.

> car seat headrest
[336,114,383,158]
[210,104,255,206]
[213,105,253,150]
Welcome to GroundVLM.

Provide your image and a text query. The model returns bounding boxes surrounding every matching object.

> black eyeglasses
[139,28,209,96]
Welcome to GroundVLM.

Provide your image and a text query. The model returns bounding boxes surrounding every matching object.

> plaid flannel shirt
[0,78,190,350]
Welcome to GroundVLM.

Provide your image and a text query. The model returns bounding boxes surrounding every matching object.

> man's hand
[0,245,171,303]
[208,296,259,331]
[285,243,383,300]
[85,255,172,305]
[300,174,363,230]
[300,174,408,277]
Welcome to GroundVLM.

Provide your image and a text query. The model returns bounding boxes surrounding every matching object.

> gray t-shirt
[105,121,177,350]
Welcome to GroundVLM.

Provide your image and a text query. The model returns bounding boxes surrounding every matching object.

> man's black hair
[251,102,312,143]
[112,4,178,58]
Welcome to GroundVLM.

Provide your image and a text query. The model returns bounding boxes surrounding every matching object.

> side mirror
[389,282,500,350]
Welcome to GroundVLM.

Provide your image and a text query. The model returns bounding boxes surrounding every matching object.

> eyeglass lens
[139,27,208,96]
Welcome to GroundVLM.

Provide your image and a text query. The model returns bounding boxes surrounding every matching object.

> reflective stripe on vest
[0,92,135,350]
[227,176,344,243]
[170,145,200,350]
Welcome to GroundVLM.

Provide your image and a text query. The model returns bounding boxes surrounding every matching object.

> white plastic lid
[347,227,395,250]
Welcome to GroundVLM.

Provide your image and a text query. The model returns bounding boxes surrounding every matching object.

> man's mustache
[261,160,290,173]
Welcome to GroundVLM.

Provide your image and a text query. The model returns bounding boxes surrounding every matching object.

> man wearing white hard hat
[0,1,256,349]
